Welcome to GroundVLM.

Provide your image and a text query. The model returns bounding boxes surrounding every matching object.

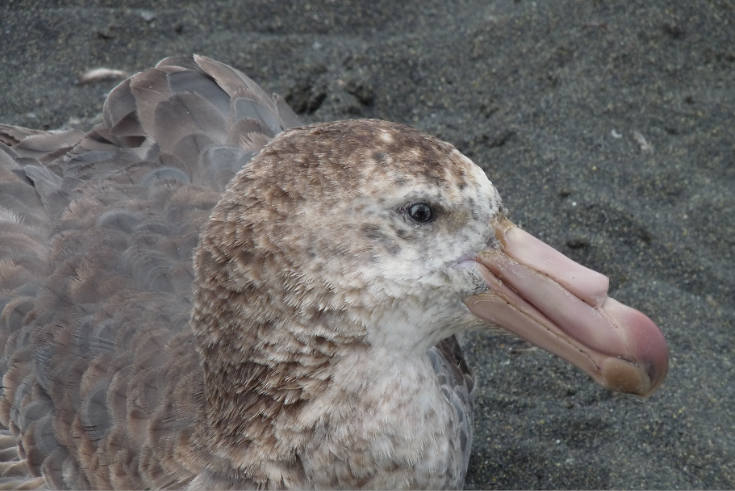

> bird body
[0,55,667,489]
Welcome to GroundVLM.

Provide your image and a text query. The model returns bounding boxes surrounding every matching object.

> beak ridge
[464,218,668,397]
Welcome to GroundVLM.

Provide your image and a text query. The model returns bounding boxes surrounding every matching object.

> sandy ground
[1,0,734,488]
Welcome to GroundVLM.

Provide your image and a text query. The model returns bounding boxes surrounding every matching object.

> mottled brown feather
[0,55,476,489]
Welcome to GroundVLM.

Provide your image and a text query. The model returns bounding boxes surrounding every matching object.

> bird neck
[189,238,370,483]
[189,302,370,484]
[189,303,459,488]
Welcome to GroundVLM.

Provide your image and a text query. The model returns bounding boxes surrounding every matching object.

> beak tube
[464,217,668,397]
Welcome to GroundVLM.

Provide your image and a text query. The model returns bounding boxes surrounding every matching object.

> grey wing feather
[428,335,475,485]
[0,55,302,489]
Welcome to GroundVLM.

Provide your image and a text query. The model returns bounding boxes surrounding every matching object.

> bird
[0,55,668,490]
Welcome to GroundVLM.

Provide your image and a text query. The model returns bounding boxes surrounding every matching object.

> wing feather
[0,55,302,488]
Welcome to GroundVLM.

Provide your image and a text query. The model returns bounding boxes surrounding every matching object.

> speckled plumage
[191,117,490,489]
[0,56,480,489]
[0,55,667,490]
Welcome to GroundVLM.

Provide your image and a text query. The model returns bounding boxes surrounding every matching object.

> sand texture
[1,0,733,488]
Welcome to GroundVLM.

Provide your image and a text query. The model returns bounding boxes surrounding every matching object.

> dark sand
[1,1,733,488]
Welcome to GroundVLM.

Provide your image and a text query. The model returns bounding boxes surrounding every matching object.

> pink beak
[464,217,668,397]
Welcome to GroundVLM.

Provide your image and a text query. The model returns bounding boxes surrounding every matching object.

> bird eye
[407,203,434,223]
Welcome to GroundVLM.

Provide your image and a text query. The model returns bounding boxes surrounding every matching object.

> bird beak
[464,216,668,397]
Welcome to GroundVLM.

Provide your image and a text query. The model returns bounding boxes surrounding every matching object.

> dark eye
[408,203,434,223]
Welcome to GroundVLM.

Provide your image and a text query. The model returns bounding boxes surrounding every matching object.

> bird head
[194,118,668,398]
